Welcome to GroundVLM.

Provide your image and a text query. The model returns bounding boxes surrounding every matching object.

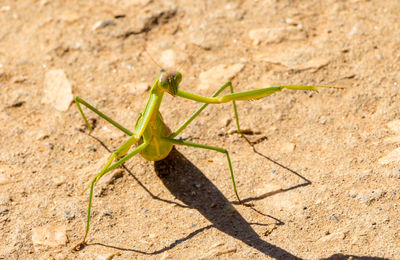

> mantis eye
[159,72,181,96]
[174,72,182,85]
[159,75,169,90]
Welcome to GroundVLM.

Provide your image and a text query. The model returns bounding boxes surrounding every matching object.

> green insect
[73,70,339,249]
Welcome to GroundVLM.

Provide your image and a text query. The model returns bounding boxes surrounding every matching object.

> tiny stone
[302,206,307,210]
[329,215,339,221]
[281,142,296,153]
[227,128,237,135]
[0,193,12,205]
[1,5,11,11]
[178,133,189,140]
[64,210,75,220]
[11,76,27,83]
[0,207,9,216]
[42,70,73,111]
[92,20,116,31]
[224,118,232,127]
[159,49,186,69]
[54,176,66,186]
[96,253,121,260]
[0,173,11,185]
[142,208,148,213]
[295,58,330,71]
[387,120,400,133]
[248,27,306,45]
[32,224,68,248]
[100,210,113,218]
[98,169,124,186]
[45,142,54,150]
[215,247,237,256]
[379,147,400,164]
[270,170,276,176]
[198,64,244,91]
[128,82,150,95]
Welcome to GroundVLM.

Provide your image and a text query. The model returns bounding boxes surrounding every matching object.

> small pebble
[88,146,97,152]
[198,64,244,91]
[1,5,11,11]
[281,142,296,153]
[54,176,66,186]
[0,193,12,205]
[329,215,339,221]
[100,210,113,218]
[98,169,124,186]
[32,224,68,248]
[96,252,121,260]
[158,49,186,69]
[0,173,11,185]
[0,207,9,216]
[142,208,148,213]
[379,147,400,164]
[42,70,73,111]
[295,58,330,71]
[127,82,150,95]
[248,27,306,45]
[92,20,116,31]
[64,210,75,220]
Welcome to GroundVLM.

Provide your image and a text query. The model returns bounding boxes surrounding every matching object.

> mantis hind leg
[162,137,251,206]
[170,81,243,138]
[73,141,148,251]
[75,96,133,136]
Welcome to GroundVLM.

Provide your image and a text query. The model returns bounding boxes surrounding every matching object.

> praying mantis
[73,70,340,250]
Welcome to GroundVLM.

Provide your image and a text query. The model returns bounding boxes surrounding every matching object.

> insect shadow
[239,143,312,205]
[90,141,302,259]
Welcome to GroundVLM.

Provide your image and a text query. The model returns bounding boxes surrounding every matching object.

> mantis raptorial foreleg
[75,96,134,136]
[170,81,241,138]
[162,137,247,205]
[177,85,327,104]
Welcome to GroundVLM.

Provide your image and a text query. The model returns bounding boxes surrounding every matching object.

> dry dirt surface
[1,0,400,259]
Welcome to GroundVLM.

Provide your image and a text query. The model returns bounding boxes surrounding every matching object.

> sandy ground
[1,0,400,259]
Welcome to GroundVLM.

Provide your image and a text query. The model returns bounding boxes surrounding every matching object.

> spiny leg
[176,85,341,104]
[73,141,149,251]
[75,96,133,136]
[162,137,251,206]
[170,81,242,138]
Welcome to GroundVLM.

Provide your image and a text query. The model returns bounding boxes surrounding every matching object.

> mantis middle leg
[75,96,134,136]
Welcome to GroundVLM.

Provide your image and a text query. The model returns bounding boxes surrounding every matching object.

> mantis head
[159,71,182,96]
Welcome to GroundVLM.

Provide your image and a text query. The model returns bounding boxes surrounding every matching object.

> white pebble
[42,70,73,111]
[32,224,68,249]
[0,173,11,185]
[386,120,400,133]
[127,82,150,95]
[248,27,305,45]
[198,64,244,91]
[379,147,400,164]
